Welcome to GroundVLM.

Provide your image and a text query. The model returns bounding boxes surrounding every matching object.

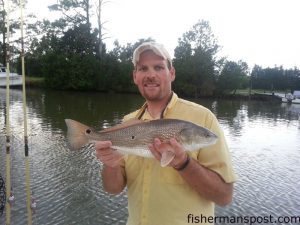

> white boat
[282,92,300,104]
[0,67,23,87]
[282,98,300,104]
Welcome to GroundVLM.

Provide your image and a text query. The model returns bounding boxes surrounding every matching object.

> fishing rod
[20,0,34,223]
[5,0,12,224]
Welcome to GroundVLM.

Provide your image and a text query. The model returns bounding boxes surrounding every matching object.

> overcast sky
[26,0,300,69]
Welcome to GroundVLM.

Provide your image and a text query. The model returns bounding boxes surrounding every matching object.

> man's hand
[149,138,233,205]
[95,141,123,168]
[148,138,188,168]
[95,141,126,194]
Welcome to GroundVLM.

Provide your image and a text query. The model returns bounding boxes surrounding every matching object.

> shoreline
[23,77,284,102]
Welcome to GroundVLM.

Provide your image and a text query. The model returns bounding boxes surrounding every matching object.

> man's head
[132,42,172,69]
[132,42,175,103]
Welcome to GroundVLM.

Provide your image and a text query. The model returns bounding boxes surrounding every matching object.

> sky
[26,0,300,69]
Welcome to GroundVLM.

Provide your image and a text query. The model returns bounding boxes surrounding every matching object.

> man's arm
[149,138,233,206]
[177,156,233,206]
[95,141,126,194]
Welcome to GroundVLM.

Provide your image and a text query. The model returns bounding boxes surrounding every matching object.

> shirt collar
[136,92,178,120]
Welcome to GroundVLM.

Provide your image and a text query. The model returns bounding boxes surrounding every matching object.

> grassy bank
[25,76,45,87]
[22,78,285,102]
[234,89,286,96]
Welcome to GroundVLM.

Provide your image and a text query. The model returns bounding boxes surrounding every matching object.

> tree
[0,0,27,66]
[95,0,110,57]
[101,38,154,93]
[49,0,92,29]
[24,19,62,76]
[251,65,300,92]
[173,20,221,97]
[60,23,99,56]
[217,60,249,95]
[41,23,100,90]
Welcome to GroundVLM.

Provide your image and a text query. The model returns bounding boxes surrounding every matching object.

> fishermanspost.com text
[187,213,300,224]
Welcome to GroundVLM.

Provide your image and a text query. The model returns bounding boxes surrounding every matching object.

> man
[95,42,237,225]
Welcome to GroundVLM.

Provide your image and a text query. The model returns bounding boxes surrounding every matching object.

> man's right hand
[95,141,124,168]
[96,141,126,194]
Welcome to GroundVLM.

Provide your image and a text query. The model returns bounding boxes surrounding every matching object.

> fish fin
[100,119,145,133]
[160,151,175,167]
[65,119,92,150]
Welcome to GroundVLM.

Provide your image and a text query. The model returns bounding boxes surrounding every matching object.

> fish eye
[131,136,135,140]
[86,129,92,134]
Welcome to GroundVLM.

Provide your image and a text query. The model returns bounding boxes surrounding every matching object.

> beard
[140,78,171,102]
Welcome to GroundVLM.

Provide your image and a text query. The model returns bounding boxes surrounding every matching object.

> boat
[282,98,300,104]
[0,67,23,87]
[282,92,300,104]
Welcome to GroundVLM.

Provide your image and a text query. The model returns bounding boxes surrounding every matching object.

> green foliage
[251,65,300,92]
[28,24,150,92]
[217,60,249,95]
[99,38,155,93]
[3,0,298,96]
[32,23,101,90]
[43,53,100,90]
[0,0,32,66]
[59,24,99,56]
[173,20,220,97]
[49,0,91,26]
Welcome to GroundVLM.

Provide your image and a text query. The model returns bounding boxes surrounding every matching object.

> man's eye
[138,67,147,72]
[155,66,164,71]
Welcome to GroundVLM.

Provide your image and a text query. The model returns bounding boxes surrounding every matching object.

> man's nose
[146,68,156,78]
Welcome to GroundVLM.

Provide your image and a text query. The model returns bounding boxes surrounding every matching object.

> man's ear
[133,70,138,85]
[170,67,176,82]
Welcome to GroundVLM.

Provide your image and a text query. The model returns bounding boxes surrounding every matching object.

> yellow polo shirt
[122,93,237,225]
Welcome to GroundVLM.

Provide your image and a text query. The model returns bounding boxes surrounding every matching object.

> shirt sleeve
[197,112,238,183]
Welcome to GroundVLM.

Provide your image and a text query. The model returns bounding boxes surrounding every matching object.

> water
[0,88,299,225]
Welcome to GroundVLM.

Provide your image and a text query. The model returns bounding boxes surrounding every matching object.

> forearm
[178,157,233,206]
[149,138,233,205]
[101,165,126,194]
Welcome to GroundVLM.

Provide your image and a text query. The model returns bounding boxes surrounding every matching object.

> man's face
[133,50,175,102]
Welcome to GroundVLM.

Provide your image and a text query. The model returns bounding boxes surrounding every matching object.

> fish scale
[98,120,186,147]
[65,118,218,164]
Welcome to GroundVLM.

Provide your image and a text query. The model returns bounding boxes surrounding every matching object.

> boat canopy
[293,90,300,98]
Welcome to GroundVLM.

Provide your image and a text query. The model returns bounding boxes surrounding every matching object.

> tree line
[1,0,300,97]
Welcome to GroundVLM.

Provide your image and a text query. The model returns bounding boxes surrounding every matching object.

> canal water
[0,88,299,225]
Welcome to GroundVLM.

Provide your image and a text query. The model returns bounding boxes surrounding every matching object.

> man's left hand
[148,138,188,168]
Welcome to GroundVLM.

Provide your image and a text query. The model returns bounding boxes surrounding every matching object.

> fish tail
[65,119,91,150]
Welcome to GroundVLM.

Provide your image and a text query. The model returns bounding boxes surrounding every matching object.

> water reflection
[23,89,144,132]
[0,89,299,225]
